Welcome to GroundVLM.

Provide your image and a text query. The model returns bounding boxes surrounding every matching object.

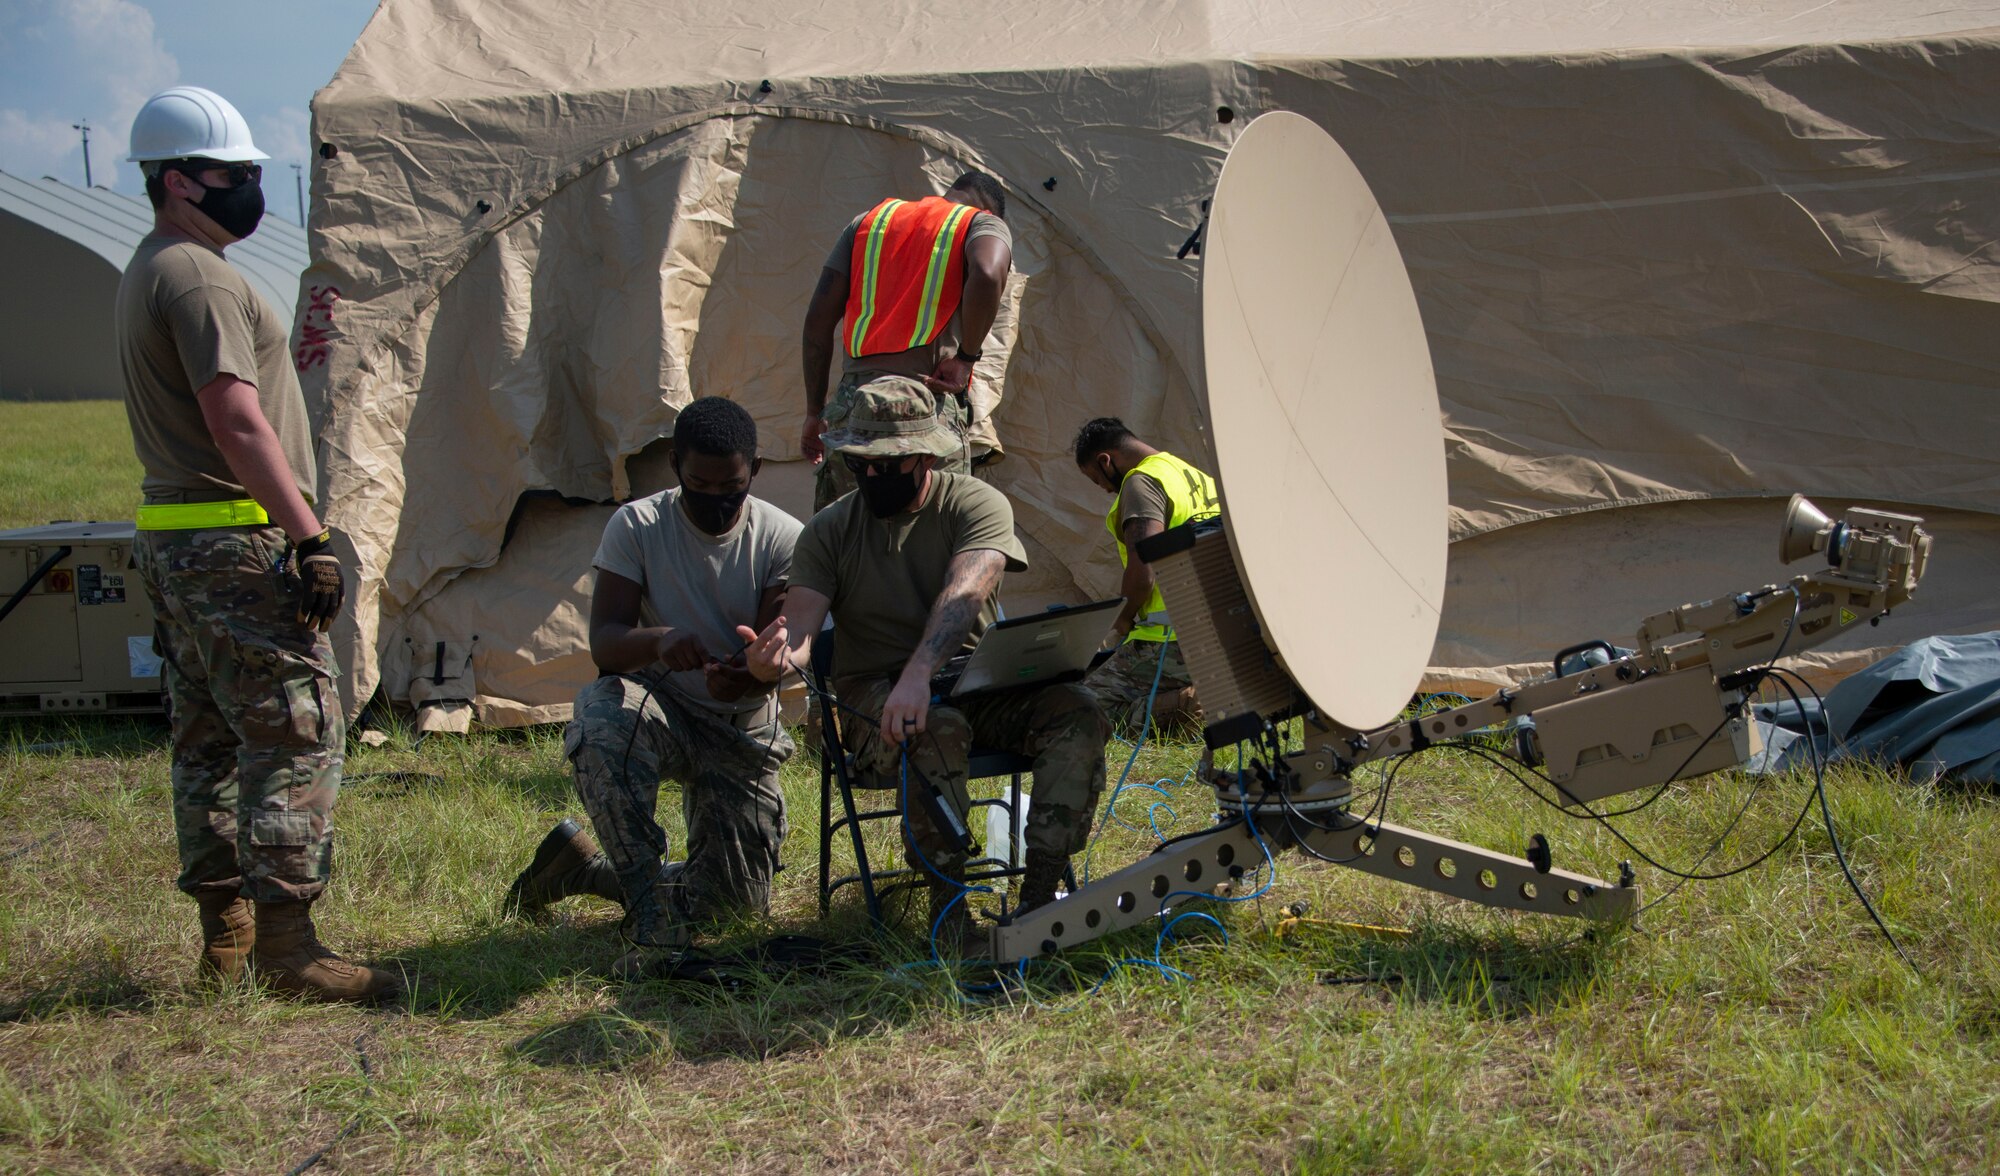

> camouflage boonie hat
[819,376,961,460]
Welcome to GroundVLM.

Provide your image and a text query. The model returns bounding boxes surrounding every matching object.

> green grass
[2,719,1998,1173]
[0,401,144,529]
[5,396,1999,1171]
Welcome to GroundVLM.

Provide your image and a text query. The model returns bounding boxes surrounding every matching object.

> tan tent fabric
[303,1,2000,724]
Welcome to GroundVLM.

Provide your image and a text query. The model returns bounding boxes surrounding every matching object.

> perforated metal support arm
[1293,813,1636,922]
[987,822,1265,964]
[984,811,1634,963]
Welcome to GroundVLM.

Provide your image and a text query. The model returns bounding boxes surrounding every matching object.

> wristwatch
[954,346,982,364]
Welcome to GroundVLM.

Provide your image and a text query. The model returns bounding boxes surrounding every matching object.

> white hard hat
[127,86,268,164]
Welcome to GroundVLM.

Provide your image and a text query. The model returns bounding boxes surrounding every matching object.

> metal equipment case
[0,521,164,716]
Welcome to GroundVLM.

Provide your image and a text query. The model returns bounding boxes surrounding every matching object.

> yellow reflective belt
[134,499,271,530]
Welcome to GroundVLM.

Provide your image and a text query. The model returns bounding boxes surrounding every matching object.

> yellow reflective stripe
[907,204,973,348]
[134,499,270,530]
[847,199,904,357]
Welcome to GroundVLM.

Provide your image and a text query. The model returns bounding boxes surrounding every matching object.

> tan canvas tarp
[302,1,2000,725]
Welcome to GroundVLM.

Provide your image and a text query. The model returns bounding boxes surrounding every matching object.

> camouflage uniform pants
[834,675,1111,878]
[134,524,342,905]
[1084,638,1197,734]
[813,369,971,512]
[566,672,794,949]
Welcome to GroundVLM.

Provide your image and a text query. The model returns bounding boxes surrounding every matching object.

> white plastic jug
[983,794,1029,869]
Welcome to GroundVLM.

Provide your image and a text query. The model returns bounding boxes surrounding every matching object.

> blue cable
[896,745,995,975]
[1080,639,1173,882]
[822,654,1266,1008]
[1155,741,1278,915]
[1010,953,1194,1014]
[1009,737,1287,1011]
[1156,910,1229,957]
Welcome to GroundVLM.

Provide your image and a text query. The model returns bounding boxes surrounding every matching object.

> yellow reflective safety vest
[1106,450,1219,643]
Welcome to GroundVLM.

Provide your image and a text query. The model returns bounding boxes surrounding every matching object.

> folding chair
[812,630,1035,926]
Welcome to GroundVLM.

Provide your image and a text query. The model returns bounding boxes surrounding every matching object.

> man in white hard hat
[116,86,395,1002]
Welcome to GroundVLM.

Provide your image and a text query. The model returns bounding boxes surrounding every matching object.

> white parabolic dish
[1199,111,1449,730]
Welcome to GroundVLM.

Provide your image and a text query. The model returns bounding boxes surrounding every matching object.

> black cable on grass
[1453,741,1819,884]
[1769,667,1919,975]
[0,832,61,866]
[1398,587,1820,883]
[1613,669,1800,920]
[283,1030,375,1176]
[1418,686,1917,973]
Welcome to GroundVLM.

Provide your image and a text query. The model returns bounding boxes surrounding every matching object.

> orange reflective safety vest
[843,197,979,359]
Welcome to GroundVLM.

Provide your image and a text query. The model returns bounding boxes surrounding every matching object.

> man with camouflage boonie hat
[798,172,1014,512]
[743,385,1112,941]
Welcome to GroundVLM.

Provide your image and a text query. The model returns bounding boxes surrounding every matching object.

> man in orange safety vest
[799,171,1013,512]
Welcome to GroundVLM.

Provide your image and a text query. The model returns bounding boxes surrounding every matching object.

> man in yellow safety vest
[799,172,1012,512]
[1072,417,1220,734]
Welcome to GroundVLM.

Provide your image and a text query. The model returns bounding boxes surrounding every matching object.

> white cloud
[255,105,311,166]
[0,0,177,191]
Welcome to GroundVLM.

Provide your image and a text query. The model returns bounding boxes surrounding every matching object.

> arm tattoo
[915,549,1005,670]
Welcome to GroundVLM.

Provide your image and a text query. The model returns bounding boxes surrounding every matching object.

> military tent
[301,0,2000,728]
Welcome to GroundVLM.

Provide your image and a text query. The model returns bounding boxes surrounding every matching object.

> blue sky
[0,0,379,223]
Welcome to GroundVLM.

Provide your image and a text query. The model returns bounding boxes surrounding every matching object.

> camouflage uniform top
[115,231,317,504]
[789,473,1025,681]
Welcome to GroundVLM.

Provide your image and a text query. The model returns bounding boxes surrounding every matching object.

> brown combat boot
[505,818,623,921]
[194,892,255,983]
[1017,848,1070,915]
[252,901,399,1003]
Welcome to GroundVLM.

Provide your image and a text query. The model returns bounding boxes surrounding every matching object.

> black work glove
[291,529,346,632]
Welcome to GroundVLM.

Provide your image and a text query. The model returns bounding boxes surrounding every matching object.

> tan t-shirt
[593,489,803,715]
[790,473,1028,681]
[823,206,1012,380]
[115,232,317,504]
[1115,470,1171,538]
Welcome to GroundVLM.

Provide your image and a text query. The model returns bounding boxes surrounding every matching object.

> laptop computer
[930,598,1123,701]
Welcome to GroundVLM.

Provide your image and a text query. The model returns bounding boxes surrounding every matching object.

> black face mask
[855,465,922,518]
[679,485,749,534]
[1095,456,1123,496]
[188,173,266,240]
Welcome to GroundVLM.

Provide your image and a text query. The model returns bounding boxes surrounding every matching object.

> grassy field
[0,401,143,529]
[4,724,1997,1173]
[4,402,1999,1172]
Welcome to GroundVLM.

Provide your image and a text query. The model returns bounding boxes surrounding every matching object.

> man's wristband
[953,346,982,364]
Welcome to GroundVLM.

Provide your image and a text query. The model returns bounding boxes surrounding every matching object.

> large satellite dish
[1199,111,1449,730]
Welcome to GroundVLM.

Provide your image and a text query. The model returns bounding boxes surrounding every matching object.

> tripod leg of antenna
[1297,816,1636,922]
[986,822,1266,964]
